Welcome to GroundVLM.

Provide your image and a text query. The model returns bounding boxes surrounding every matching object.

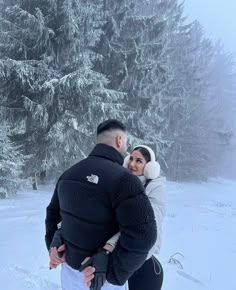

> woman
[105,145,166,290]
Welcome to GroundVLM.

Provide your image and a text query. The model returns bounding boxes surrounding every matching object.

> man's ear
[115,135,122,148]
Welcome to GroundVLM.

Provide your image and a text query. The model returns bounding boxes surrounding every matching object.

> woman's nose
[129,160,135,167]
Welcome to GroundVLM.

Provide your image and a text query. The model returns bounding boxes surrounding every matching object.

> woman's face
[127,150,147,176]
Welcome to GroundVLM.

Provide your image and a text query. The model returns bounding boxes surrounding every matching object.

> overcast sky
[183,0,236,54]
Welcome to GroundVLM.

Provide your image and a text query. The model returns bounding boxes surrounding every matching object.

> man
[45,119,157,290]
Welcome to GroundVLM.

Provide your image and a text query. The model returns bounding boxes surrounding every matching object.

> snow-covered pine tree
[0,0,132,182]
[127,0,185,165]
[92,0,174,156]
[92,0,132,90]
[0,126,25,198]
[205,42,236,177]
[163,20,215,180]
[93,0,236,181]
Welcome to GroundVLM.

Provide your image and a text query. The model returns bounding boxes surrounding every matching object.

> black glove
[79,248,110,290]
[50,229,64,258]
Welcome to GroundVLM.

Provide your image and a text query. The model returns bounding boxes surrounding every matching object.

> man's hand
[49,244,66,269]
[79,249,110,290]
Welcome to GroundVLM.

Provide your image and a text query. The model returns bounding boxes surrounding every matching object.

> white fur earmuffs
[124,145,160,180]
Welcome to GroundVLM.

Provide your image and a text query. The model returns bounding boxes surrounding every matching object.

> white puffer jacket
[145,176,166,258]
[107,176,166,259]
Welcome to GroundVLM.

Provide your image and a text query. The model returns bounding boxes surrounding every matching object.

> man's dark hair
[97,119,126,135]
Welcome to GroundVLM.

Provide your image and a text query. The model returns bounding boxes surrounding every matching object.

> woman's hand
[80,244,113,288]
[81,257,95,288]
[49,244,66,269]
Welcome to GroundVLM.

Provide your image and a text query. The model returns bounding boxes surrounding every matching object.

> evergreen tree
[118,0,187,166]
[0,126,25,198]
[164,21,214,180]
[92,0,176,156]
[206,42,236,177]
[0,0,131,182]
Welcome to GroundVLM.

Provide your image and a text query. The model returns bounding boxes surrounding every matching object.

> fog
[183,0,236,179]
[184,0,236,54]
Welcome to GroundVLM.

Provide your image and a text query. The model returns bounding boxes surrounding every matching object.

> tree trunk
[32,173,38,190]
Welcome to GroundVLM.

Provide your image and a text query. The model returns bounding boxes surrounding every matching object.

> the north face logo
[86,174,99,184]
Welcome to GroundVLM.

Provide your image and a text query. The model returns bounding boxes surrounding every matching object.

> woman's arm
[105,232,121,250]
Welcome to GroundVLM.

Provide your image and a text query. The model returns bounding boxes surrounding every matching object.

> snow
[1,179,236,290]
[161,179,236,290]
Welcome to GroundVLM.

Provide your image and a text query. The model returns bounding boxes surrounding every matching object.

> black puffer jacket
[45,144,157,285]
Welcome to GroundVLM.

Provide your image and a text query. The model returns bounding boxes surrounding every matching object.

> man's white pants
[61,263,127,290]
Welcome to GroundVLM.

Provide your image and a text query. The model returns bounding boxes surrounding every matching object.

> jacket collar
[138,175,146,185]
[89,143,124,166]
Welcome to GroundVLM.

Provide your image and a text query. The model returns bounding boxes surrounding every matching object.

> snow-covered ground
[1,179,236,290]
[162,179,236,290]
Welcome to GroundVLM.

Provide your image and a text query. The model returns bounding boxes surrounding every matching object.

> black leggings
[128,256,163,290]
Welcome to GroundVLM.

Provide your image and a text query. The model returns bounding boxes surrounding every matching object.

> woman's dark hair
[132,147,151,163]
